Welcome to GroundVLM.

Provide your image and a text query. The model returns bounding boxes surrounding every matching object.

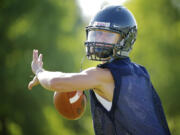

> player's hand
[28,76,39,90]
[31,49,43,75]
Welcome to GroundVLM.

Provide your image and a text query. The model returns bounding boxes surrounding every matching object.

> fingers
[38,53,42,62]
[33,49,39,62]
[31,49,44,74]
[33,49,43,63]
[38,53,43,67]
[77,90,83,96]
[28,81,33,90]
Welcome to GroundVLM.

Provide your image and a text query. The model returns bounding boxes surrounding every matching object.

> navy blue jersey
[89,58,171,135]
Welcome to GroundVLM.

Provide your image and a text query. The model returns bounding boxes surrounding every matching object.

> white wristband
[35,68,44,76]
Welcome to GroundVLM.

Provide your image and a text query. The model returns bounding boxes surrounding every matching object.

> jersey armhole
[90,67,121,116]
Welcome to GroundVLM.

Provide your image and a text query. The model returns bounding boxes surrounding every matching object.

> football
[53,91,87,120]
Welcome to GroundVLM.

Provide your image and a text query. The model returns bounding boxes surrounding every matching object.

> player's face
[85,30,121,61]
[87,29,121,44]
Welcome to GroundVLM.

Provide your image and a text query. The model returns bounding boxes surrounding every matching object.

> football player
[28,5,171,135]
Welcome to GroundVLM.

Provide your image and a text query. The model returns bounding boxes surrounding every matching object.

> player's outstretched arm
[35,67,107,92]
[28,50,113,94]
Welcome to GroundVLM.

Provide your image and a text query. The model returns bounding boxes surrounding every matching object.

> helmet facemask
[85,29,123,61]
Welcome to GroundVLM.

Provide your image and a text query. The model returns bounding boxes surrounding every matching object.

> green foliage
[0,0,92,134]
[0,0,180,134]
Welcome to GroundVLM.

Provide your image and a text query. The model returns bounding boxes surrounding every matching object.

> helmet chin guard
[85,42,114,61]
[84,5,137,61]
[85,41,130,61]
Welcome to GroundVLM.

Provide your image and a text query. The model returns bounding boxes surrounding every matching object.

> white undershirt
[94,92,112,111]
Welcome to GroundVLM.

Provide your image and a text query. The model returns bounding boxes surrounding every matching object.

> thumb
[28,76,39,90]
[28,81,34,90]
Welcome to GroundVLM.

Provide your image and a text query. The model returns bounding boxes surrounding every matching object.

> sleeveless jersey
[89,58,171,135]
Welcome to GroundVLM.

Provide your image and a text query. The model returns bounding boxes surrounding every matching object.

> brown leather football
[53,91,87,120]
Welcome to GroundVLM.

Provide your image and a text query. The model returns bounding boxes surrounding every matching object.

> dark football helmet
[84,5,137,61]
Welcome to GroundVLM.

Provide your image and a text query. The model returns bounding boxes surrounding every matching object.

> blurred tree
[0,0,93,135]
